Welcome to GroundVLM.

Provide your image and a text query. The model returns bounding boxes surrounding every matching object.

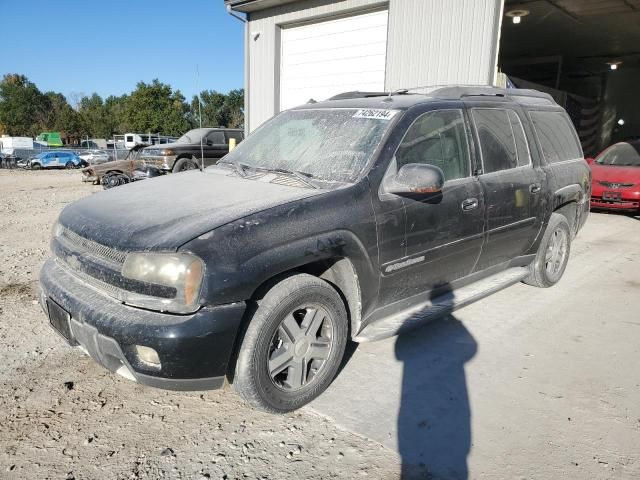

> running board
[354,267,529,342]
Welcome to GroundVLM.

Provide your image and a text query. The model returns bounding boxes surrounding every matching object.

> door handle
[529,183,542,194]
[461,198,479,211]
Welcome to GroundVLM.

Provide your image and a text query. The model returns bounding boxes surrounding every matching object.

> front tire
[523,213,571,288]
[172,157,199,173]
[234,274,348,413]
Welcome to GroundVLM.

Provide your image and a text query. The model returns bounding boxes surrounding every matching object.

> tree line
[0,74,244,141]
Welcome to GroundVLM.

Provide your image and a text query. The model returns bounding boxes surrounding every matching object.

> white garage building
[225,0,504,132]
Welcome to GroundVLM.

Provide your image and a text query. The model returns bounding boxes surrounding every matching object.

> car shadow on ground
[394,284,477,479]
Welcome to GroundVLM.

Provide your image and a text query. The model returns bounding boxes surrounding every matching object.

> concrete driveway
[310,211,640,479]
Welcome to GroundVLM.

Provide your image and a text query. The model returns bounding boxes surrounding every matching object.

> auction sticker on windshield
[353,109,399,120]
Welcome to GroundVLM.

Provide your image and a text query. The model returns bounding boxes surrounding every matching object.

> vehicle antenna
[196,65,205,173]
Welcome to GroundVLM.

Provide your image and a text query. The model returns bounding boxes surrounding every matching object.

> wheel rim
[545,228,568,275]
[104,175,119,188]
[267,305,334,392]
[180,161,197,171]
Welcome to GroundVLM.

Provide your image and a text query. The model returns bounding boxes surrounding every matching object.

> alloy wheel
[267,305,334,391]
[545,228,568,275]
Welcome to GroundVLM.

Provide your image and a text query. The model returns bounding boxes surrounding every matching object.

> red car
[589,140,640,214]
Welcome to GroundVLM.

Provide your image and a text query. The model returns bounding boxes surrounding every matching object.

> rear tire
[172,157,199,173]
[234,274,348,413]
[523,213,571,288]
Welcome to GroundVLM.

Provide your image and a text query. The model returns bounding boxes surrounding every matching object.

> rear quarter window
[530,110,582,163]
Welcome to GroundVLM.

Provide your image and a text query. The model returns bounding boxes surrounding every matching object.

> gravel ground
[0,170,400,480]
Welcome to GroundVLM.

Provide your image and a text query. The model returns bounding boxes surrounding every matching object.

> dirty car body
[40,86,590,410]
[82,144,148,186]
[140,128,244,173]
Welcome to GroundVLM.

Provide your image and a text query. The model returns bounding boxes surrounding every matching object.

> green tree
[78,93,110,138]
[190,89,244,129]
[123,79,190,136]
[225,88,244,128]
[44,91,81,137]
[0,74,49,136]
[104,94,129,135]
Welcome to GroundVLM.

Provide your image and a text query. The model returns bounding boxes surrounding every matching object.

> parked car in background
[40,86,589,413]
[79,149,112,165]
[28,151,82,169]
[140,127,244,173]
[81,144,149,188]
[588,140,640,214]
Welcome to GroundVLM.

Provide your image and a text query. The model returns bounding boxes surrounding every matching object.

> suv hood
[59,169,326,251]
[142,142,183,152]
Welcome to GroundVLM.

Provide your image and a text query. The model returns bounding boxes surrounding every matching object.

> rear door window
[472,108,518,173]
[206,131,225,144]
[508,110,531,167]
[226,131,244,143]
[529,111,582,163]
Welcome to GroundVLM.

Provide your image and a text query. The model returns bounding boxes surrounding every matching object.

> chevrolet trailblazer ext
[40,86,590,413]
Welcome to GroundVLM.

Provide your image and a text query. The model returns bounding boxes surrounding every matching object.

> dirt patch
[0,281,36,299]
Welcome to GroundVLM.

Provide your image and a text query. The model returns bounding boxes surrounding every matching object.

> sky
[0,0,244,101]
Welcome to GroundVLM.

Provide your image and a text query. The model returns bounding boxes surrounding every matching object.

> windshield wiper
[219,160,251,177]
[269,168,321,189]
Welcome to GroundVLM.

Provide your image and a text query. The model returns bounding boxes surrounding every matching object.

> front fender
[183,184,379,315]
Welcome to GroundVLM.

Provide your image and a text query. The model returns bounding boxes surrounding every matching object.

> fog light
[135,345,161,367]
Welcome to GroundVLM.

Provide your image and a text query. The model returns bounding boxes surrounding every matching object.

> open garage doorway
[498,0,640,157]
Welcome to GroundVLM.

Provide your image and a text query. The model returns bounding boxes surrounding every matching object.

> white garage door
[279,9,389,111]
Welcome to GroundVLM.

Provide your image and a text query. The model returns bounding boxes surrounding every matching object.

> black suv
[40,86,590,412]
[140,127,244,172]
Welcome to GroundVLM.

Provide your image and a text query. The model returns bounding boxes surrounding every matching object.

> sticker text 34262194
[353,109,399,121]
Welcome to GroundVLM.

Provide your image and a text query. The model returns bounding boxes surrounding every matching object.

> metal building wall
[245,0,504,132]
[385,0,504,91]
[246,0,386,132]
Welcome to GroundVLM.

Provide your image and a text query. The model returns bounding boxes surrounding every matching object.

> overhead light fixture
[506,9,529,24]
[608,61,622,71]
[617,119,625,126]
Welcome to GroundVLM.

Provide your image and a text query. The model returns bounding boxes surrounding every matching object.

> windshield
[175,128,208,144]
[221,108,398,183]
[596,142,640,166]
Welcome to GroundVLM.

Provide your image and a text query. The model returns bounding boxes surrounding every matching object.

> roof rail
[327,85,556,105]
[328,91,391,100]
[412,85,556,104]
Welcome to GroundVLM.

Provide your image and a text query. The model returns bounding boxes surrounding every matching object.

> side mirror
[585,157,595,165]
[384,163,445,196]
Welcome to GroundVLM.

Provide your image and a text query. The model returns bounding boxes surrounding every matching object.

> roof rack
[328,85,556,105]
[328,91,393,100]
[424,85,555,104]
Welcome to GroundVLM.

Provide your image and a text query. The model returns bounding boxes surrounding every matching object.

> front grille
[56,258,124,299]
[598,181,634,189]
[59,227,127,265]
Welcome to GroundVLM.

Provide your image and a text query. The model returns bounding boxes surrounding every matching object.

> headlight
[51,221,63,239]
[121,252,204,313]
[160,149,175,156]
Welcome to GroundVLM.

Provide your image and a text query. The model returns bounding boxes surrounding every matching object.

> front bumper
[39,258,246,391]
[590,196,640,211]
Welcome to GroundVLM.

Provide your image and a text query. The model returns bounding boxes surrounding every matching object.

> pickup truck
[39,86,590,413]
